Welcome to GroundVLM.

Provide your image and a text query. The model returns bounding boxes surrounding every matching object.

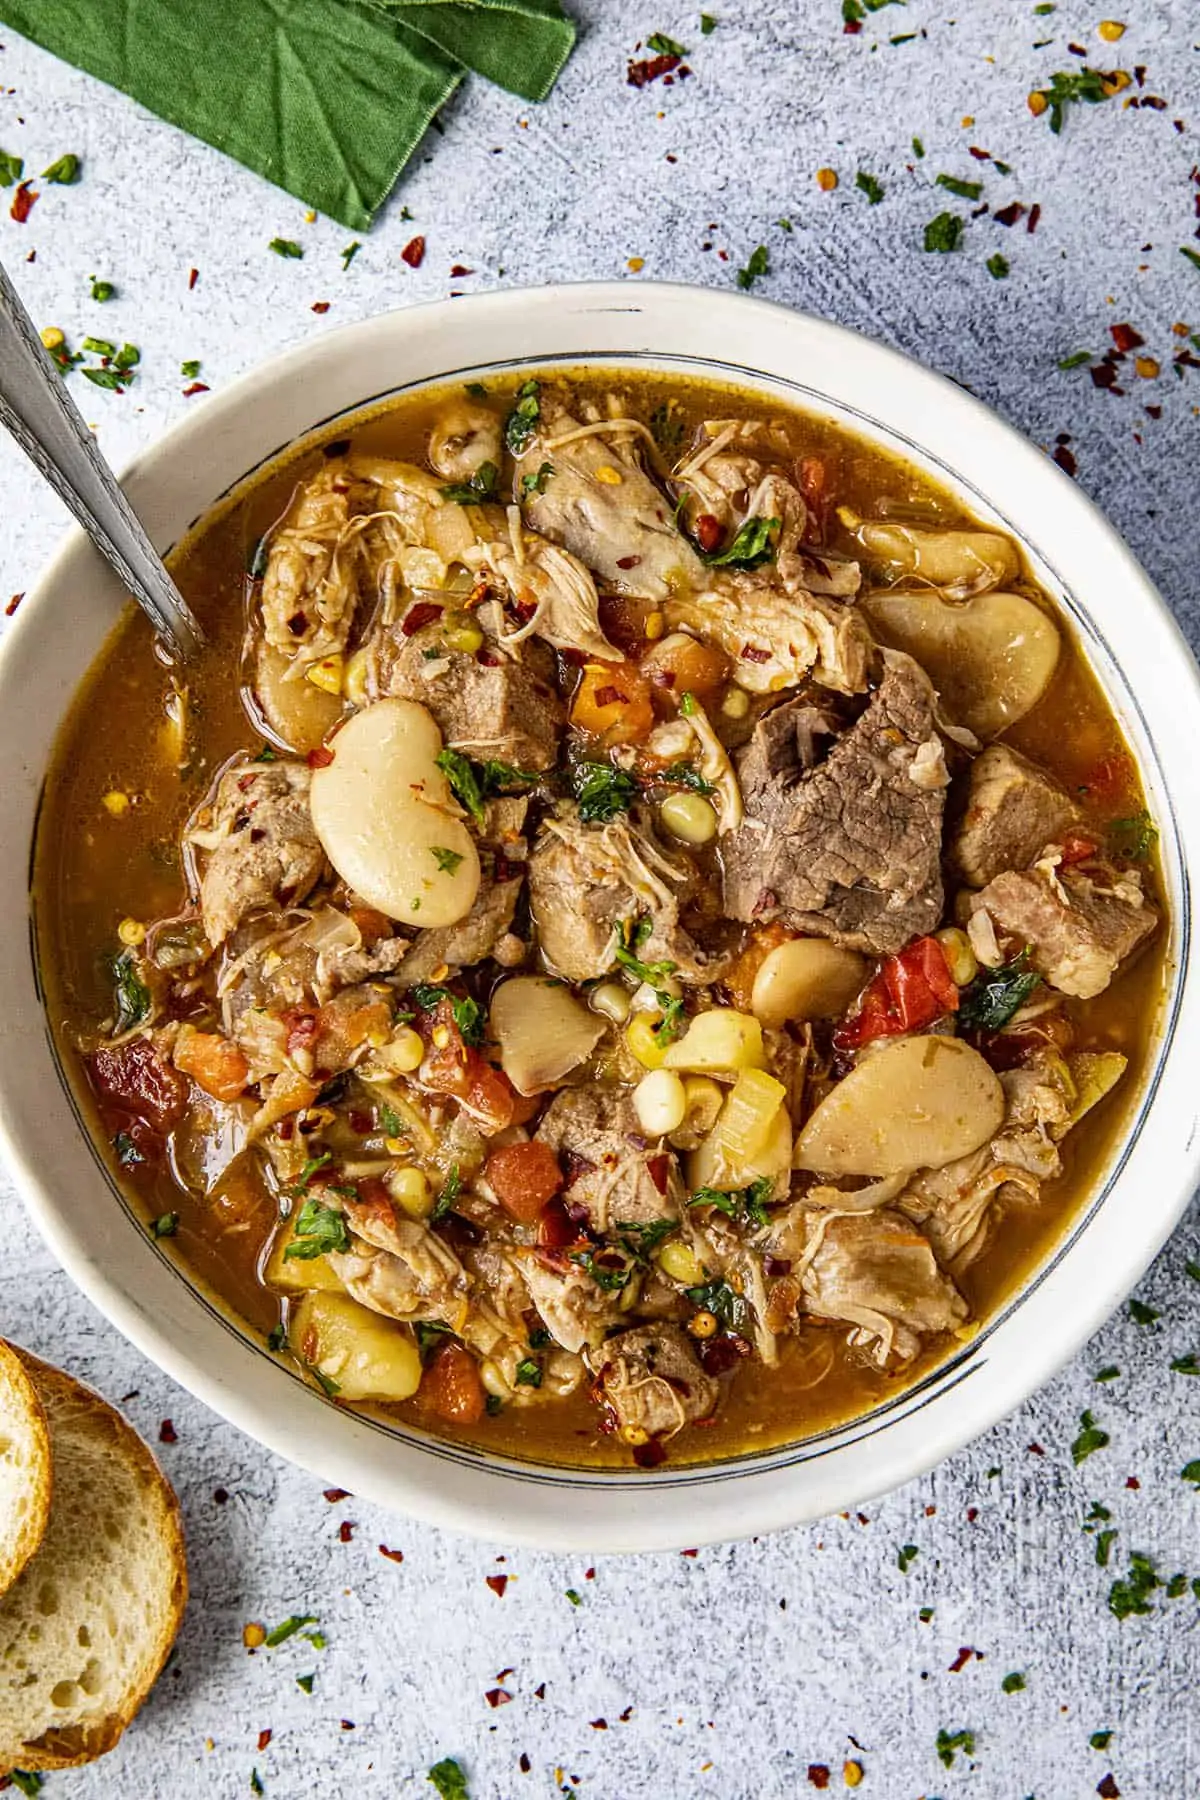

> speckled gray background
[1,3,1199,1796]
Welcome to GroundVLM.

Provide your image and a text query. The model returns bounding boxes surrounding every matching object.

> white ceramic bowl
[4,283,1199,1552]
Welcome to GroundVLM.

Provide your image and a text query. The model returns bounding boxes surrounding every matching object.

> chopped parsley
[1070,1409,1109,1466]
[1186,1259,1200,1284]
[432,1165,463,1222]
[918,1605,934,1622]
[735,244,770,290]
[957,953,1040,1031]
[250,1772,264,1798]
[8,1774,44,1797]
[699,513,780,568]
[521,460,555,496]
[296,1672,315,1693]
[409,985,485,1047]
[660,761,714,794]
[284,1198,350,1261]
[685,1277,752,1336]
[267,1323,287,1353]
[1090,1731,1114,1751]
[1108,1550,1166,1620]
[689,1177,773,1226]
[89,275,116,302]
[269,237,304,258]
[1000,1671,1026,1694]
[180,359,201,378]
[571,1246,634,1292]
[986,253,1010,279]
[112,1131,145,1168]
[1058,350,1092,370]
[504,379,541,454]
[565,1587,583,1606]
[1171,1353,1200,1376]
[439,460,499,505]
[111,949,151,1031]
[897,1543,920,1573]
[290,1151,333,1193]
[615,919,686,1043]
[912,134,925,158]
[935,1727,976,1769]
[0,149,23,186]
[264,1612,318,1647]
[1107,810,1157,861]
[936,173,983,200]
[700,12,717,31]
[431,845,464,875]
[1095,1527,1118,1568]
[1094,1364,1121,1382]
[1034,68,1120,135]
[924,212,965,253]
[464,380,488,397]
[572,759,640,822]
[42,152,80,183]
[150,1212,179,1240]
[1181,1460,1200,1488]
[646,31,688,54]
[341,241,361,270]
[1181,246,1200,274]
[428,1760,470,1800]
[855,171,885,205]
[436,747,536,829]
[514,1357,543,1388]
[1128,1298,1159,1326]
[614,1217,676,1259]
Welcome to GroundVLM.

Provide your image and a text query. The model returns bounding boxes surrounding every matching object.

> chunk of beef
[395,875,524,989]
[193,759,325,947]
[800,1208,968,1366]
[512,1250,625,1353]
[528,809,723,985]
[535,1086,682,1232]
[722,652,946,955]
[369,620,564,771]
[592,1324,719,1438]
[948,744,1079,888]
[968,865,1156,998]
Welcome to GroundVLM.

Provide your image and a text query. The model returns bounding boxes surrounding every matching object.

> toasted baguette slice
[0,1348,187,1772]
[0,1344,51,1598]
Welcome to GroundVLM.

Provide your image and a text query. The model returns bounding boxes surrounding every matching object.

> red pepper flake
[323,1487,350,1501]
[948,1646,976,1672]
[486,1574,509,1597]
[619,1704,634,1722]
[486,1687,514,1708]
[519,1753,531,1773]
[968,145,991,161]
[966,1506,979,1522]
[496,1667,516,1681]
[10,180,37,223]
[450,264,473,277]
[694,513,723,552]
[257,1730,272,1752]
[1026,203,1042,234]
[924,1504,937,1517]
[401,235,426,269]
[5,593,23,616]
[627,52,681,87]
[311,301,330,314]
[647,1152,671,1194]
[843,15,862,31]
[1126,1475,1140,1490]
[401,599,443,635]
[340,1720,355,1731]
[1097,1778,1121,1799]
[681,1547,699,1557]
[188,267,200,289]
[1111,322,1145,353]
[615,553,643,570]
[808,1767,831,1790]
[740,643,771,663]
[1090,359,1121,392]
[993,201,1025,227]
[379,1544,404,1562]
[593,683,627,707]
[307,745,335,769]
[1053,443,1078,478]
[590,1718,608,1730]
[214,1487,229,1504]
[338,1520,355,1543]
[159,1419,177,1443]
[182,381,210,397]
[534,1683,546,1700]
[584,1567,595,1580]
[1028,1441,1045,1455]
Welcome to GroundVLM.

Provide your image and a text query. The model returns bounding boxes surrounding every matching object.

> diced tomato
[174,1030,250,1102]
[537,1196,582,1249]
[1059,831,1100,865]
[485,1140,564,1223]
[723,921,796,1012]
[420,1342,486,1425]
[464,1060,518,1134]
[833,935,958,1052]
[570,658,655,744]
[88,1036,188,1132]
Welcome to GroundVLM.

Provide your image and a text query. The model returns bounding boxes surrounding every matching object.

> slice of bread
[0,1344,50,1599]
[0,1348,187,1772]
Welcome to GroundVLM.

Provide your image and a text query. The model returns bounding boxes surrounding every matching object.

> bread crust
[0,1340,51,1599]
[0,1347,188,1773]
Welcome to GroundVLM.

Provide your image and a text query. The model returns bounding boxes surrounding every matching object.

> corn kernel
[40,325,65,351]
[304,209,317,223]
[384,1027,425,1073]
[432,1024,451,1051]
[594,465,623,486]
[242,1621,266,1649]
[627,256,645,273]
[430,962,451,982]
[1098,17,1125,38]
[687,1310,719,1341]
[843,1761,864,1788]
[621,1424,650,1446]
[935,926,977,987]
[961,114,974,126]
[305,653,343,694]
[721,685,750,721]
[1100,68,1131,94]
[442,611,484,654]
[344,646,370,706]
[389,1165,433,1219]
[101,790,130,816]
[644,609,665,641]
[816,167,838,191]
[1027,89,1049,116]
[625,1012,669,1070]
[1134,355,1160,379]
[118,917,146,947]
[384,1136,407,1155]
[657,1236,706,1286]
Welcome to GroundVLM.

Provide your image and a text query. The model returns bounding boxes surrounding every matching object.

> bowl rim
[4,279,1200,1552]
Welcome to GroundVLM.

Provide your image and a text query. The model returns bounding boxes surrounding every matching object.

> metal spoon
[0,256,203,660]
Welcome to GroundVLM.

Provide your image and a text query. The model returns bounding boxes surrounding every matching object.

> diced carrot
[570,659,655,744]
[174,1029,250,1102]
[421,1342,486,1425]
[723,921,796,1013]
[641,633,729,712]
[349,906,393,947]
[485,1140,564,1223]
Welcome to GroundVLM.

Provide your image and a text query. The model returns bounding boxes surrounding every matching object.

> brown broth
[34,367,1167,1468]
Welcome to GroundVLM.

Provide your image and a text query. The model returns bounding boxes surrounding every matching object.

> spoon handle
[0,257,203,660]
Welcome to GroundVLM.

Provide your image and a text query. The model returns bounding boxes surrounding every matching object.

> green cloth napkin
[0,0,575,229]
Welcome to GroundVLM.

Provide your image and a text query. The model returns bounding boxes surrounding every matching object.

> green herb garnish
[1181,1460,1200,1488]
[514,1357,543,1387]
[1171,1353,1200,1376]
[296,1672,315,1693]
[897,1543,920,1573]
[650,400,685,454]
[432,1165,463,1222]
[1095,1365,1121,1382]
[570,1247,634,1292]
[684,1277,752,1336]
[465,380,488,397]
[112,1131,145,1168]
[341,241,361,270]
[855,171,885,205]
[1034,68,1119,135]
[409,985,484,1047]
[735,244,769,290]
[1108,1550,1164,1619]
[8,1772,44,1796]
[0,150,24,187]
[150,1212,179,1240]
[431,845,464,875]
[646,31,687,54]
[504,379,541,454]
[924,212,965,253]
[957,952,1041,1031]
[435,747,536,829]
[521,460,555,496]
[614,1218,676,1260]
[565,1587,583,1606]
[269,237,304,258]
[1128,1298,1159,1326]
[936,173,983,200]
[699,514,780,569]
[112,950,151,1031]
[689,1177,772,1227]
[1071,1409,1110,1466]
[1000,1671,1026,1693]
[1107,810,1157,861]
[986,253,1009,279]
[660,761,714,794]
[572,760,640,822]
[89,275,116,302]
[283,1197,350,1262]
[935,1728,976,1769]
[700,13,717,32]
[439,460,499,505]
[265,1612,318,1647]
[42,152,80,184]
[428,1758,470,1800]
[267,1323,287,1353]
[1090,1730,1113,1751]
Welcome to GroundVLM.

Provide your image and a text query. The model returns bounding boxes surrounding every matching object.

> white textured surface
[2,4,1199,1795]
